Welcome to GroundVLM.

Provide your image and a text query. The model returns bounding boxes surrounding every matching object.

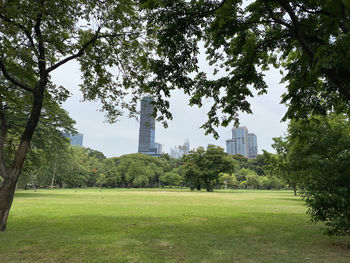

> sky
[51,58,288,158]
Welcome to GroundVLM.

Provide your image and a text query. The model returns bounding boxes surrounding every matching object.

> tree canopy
[183,145,235,191]
[272,114,350,235]
[142,0,350,137]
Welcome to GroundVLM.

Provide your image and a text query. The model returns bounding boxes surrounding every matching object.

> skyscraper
[247,133,258,158]
[226,126,257,158]
[184,139,190,154]
[138,96,158,155]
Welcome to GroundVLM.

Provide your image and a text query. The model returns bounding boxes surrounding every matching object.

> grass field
[0,189,349,263]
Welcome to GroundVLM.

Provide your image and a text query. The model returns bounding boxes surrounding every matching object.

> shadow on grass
[276,197,305,203]
[14,191,79,199]
[2,213,349,263]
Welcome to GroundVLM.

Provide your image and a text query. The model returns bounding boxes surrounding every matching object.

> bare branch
[0,60,34,93]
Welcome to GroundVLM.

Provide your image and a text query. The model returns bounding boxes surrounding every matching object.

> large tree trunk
[0,82,45,231]
[0,169,21,231]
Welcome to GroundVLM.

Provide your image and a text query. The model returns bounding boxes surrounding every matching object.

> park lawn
[0,189,349,263]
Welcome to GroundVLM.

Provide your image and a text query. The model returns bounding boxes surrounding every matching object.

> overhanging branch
[46,28,102,73]
[0,60,34,93]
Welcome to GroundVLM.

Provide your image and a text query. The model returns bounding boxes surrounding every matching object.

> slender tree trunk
[0,169,21,231]
[293,185,297,196]
[50,159,57,190]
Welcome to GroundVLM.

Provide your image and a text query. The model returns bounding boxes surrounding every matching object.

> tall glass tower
[138,97,157,154]
[247,133,258,158]
[226,126,257,158]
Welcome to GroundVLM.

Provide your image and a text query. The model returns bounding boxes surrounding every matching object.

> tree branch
[339,3,349,34]
[34,13,46,79]
[46,28,102,73]
[0,60,35,93]
[264,3,291,29]
[0,13,38,56]
[276,0,314,58]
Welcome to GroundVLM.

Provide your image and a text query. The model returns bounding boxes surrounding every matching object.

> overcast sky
[51,57,288,158]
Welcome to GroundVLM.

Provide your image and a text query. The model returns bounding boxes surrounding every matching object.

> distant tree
[183,145,235,191]
[260,175,283,190]
[239,181,247,189]
[219,173,238,189]
[100,159,121,188]
[246,155,267,176]
[125,162,154,188]
[115,153,168,187]
[159,172,181,188]
[268,139,299,195]
[183,147,205,191]
[97,173,107,191]
[246,172,261,189]
[235,168,255,182]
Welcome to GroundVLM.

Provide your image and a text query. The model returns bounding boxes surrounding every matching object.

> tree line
[15,138,286,191]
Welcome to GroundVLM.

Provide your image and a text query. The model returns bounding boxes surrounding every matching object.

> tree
[183,145,235,191]
[246,172,261,189]
[219,172,238,189]
[142,0,350,137]
[0,0,153,231]
[268,139,299,195]
[100,159,121,188]
[277,114,350,235]
[159,171,182,188]
[96,173,107,191]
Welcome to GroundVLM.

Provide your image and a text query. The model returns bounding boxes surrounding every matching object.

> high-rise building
[156,143,163,154]
[226,126,257,158]
[62,132,83,147]
[184,139,190,155]
[226,139,236,155]
[169,140,190,159]
[138,96,161,156]
[247,133,258,158]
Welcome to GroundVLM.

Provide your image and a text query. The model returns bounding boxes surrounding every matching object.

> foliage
[183,145,235,191]
[96,173,107,189]
[159,171,182,188]
[219,173,238,189]
[267,141,299,194]
[246,172,261,189]
[100,159,121,187]
[275,114,350,235]
[142,0,350,137]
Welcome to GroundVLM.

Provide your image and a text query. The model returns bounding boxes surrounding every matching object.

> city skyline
[53,61,287,158]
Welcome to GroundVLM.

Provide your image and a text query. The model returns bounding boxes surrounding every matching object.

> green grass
[0,189,349,263]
